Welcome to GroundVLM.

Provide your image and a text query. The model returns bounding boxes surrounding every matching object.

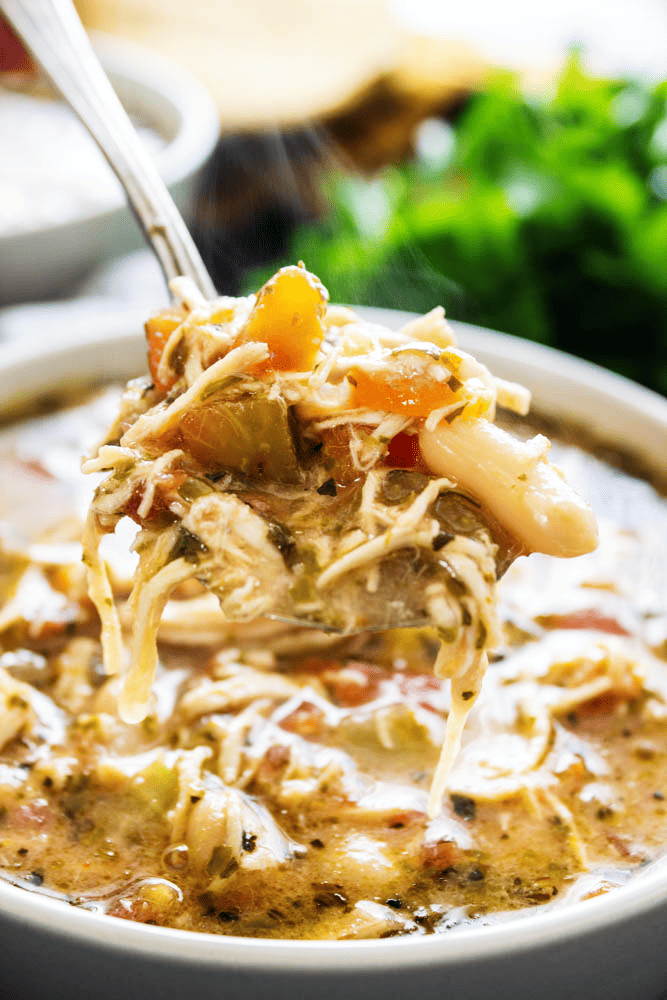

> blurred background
[2,0,667,390]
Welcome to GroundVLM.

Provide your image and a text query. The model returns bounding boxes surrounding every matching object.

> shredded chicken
[82,264,597,811]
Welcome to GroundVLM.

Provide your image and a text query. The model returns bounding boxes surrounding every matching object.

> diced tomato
[541,608,631,637]
[573,691,627,717]
[279,701,326,737]
[322,662,390,708]
[242,265,327,372]
[107,896,158,923]
[421,840,459,871]
[289,657,343,676]
[15,801,51,828]
[145,308,186,395]
[397,672,445,713]
[120,469,188,527]
[0,16,35,75]
[264,745,291,770]
[253,745,291,787]
[384,810,425,830]
[385,431,422,468]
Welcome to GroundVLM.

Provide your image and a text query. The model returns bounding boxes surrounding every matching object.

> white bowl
[0,315,667,1000]
[0,34,220,305]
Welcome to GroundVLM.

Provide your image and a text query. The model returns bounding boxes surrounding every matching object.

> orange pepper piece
[243,265,328,372]
[347,367,460,418]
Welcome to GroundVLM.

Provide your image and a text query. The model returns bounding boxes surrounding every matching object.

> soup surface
[0,387,666,939]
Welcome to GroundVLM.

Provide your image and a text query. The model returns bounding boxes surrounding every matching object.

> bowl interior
[0,314,666,996]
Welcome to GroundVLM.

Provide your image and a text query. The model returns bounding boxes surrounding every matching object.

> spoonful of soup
[80,263,597,737]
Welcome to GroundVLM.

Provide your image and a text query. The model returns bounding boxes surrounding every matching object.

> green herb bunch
[247,56,667,392]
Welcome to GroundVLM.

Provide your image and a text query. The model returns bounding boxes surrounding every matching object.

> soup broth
[0,387,665,939]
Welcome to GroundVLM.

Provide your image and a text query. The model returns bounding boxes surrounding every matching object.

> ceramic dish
[0,313,666,1000]
[0,34,219,305]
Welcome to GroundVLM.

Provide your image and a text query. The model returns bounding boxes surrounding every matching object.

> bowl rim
[1,313,667,973]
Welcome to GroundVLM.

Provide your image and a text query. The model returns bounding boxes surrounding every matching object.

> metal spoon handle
[0,0,217,299]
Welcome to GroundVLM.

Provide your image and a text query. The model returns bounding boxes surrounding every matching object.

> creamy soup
[0,385,665,939]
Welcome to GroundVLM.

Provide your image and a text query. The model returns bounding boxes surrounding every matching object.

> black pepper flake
[314,891,348,909]
[17,847,28,856]
[317,478,338,497]
[654,791,665,801]
[218,910,240,923]
[42,776,53,788]
[461,690,475,701]
[389,821,405,829]
[267,522,298,567]
[567,712,578,725]
[596,806,613,820]
[450,794,476,821]
[310,838,325,849]
[267,908,284,920]
[432,531,453,552]
[468,869,485,882]
[169,526,209,564]
[513,876,522,885]
[190,795,201,804]
[386,898,402,909]
[312,883,348,910]
[28,871,44,886]
[444,404,466,424]
[242,832,257,853]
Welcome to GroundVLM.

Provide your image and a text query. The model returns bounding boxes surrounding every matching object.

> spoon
[0,0,216,299]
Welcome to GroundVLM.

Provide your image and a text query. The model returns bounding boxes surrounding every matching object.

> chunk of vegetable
[385,431,421,468]
[178,395,300,483]
[348,365,462,418]
[242,265,327,372]
[145,308,186,395]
